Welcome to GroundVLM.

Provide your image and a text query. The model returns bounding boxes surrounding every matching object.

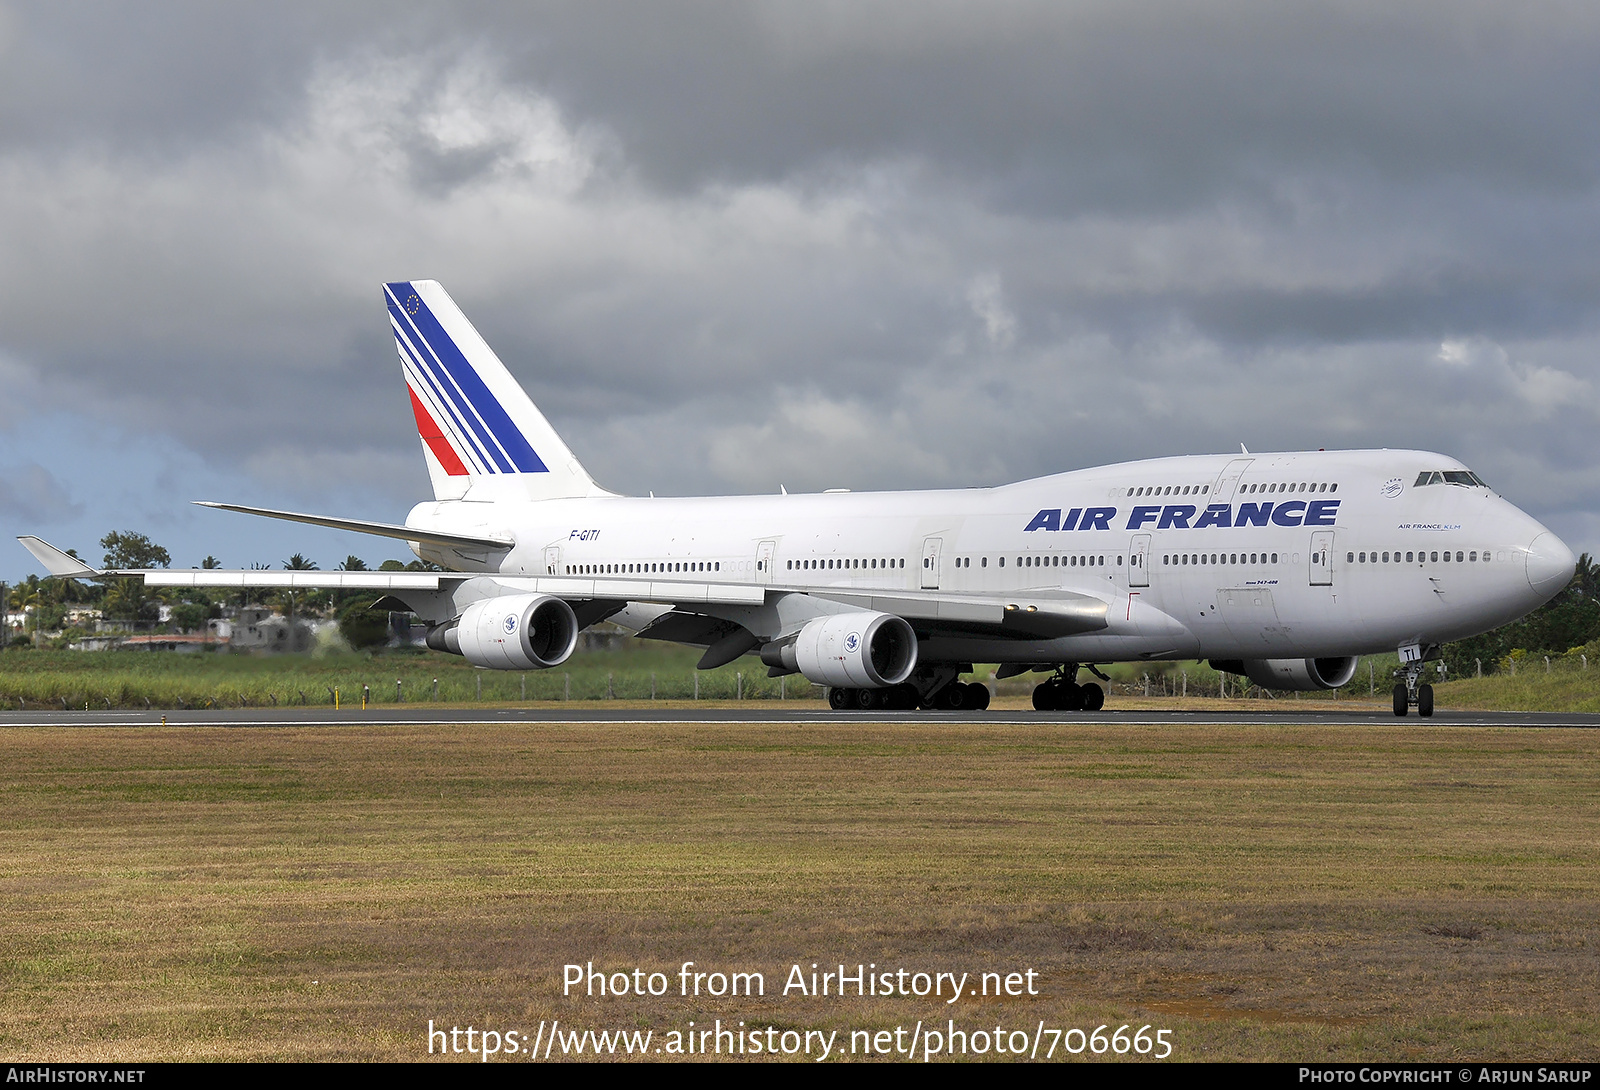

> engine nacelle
[444,594,579,670]
[780,611,918,688]
[1219,656,1359,691]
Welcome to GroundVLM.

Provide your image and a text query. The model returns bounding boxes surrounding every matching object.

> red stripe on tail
[408,387,470,476]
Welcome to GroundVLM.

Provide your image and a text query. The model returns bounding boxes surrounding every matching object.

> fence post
[1475,659,1481,678]
[564,673,570,701]
[521,674,526,701]
[607,673,614,700]
[694,673,699,700]
[1181,670,1186,697]
[737,672,742,700]
[476,674,482,701]
[1369,660,1375,693]
[433,677,439,701]
[1545,656,1550,673]
[651,672,656,700]
[1142,674,1149,697]
[780,676,786,700]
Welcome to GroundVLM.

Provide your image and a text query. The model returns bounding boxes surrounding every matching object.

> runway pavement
[1,705,1596,729]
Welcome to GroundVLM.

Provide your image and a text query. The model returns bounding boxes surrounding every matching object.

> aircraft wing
[15,536,765,605]
[21,533,1097,637]
[193,501,514,551]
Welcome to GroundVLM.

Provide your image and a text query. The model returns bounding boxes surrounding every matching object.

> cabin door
[1128,533,1151,587]
[920,537,942,589]
[1309,531,1334,586]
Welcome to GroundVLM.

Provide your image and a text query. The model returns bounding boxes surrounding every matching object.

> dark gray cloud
[2,0,1599,574]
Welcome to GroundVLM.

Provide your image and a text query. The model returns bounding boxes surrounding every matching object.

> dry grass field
[1,718,1596,1062]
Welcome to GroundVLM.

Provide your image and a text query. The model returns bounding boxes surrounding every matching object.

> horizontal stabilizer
[17,536,99,578]
[194,501,513,551]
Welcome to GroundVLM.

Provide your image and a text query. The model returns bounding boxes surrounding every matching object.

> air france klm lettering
[18,280,1577,718]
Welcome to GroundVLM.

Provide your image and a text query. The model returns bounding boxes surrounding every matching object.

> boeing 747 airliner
[19,280,1577,716]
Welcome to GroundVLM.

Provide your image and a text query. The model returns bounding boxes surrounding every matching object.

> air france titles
[1024,501,1340,533]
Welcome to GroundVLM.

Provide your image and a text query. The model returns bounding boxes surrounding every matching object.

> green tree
[97,532,170,631]
[100,532,171,570]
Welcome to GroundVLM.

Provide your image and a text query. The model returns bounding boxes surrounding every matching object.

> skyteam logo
[503,614,519,636]
[844,632,861,654]
[1380,477,1404,498]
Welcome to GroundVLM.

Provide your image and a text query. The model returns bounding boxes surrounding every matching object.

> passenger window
[1456,551,1463,562]
[1430,551,1438,562]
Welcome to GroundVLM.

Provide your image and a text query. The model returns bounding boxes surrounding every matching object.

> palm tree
[279,554,319,621]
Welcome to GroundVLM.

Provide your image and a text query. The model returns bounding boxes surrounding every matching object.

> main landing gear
[1031,665,1106,712]
[1392,661,1436,718]
[826,679,991,712]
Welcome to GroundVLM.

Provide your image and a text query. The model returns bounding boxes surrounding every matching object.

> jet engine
[431,594,579,670]
[1212,657,1359,691]
[765,611,918,688]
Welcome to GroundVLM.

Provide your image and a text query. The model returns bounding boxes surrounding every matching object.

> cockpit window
[1414,470,1488,488]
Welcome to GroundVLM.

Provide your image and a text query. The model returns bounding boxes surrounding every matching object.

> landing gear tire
[828,687,850,710]
[1033,679,1086,711]
[1418,684,1434,718]
[1032,681,1056,711]
[1393,683,1408,717]
[855,688,879,711]
[887,684,919,710]
[1080,682,1104,711]
[965,683,991,711]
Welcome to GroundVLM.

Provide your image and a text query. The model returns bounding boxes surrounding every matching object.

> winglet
[17,536,100,578]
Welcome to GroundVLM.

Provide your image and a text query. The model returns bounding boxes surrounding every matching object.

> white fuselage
[404,448,1572,665]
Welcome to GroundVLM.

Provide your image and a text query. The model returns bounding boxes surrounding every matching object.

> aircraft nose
[1526,531,1576,599]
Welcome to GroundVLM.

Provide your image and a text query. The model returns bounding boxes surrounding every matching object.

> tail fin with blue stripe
[385,280,609,502]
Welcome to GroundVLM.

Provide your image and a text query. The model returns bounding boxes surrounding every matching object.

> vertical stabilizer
[385,280,610,501]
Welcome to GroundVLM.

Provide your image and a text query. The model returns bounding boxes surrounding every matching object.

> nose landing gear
[1392,658,1442,718]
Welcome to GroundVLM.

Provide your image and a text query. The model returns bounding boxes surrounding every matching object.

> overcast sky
[4,1,1600,575]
